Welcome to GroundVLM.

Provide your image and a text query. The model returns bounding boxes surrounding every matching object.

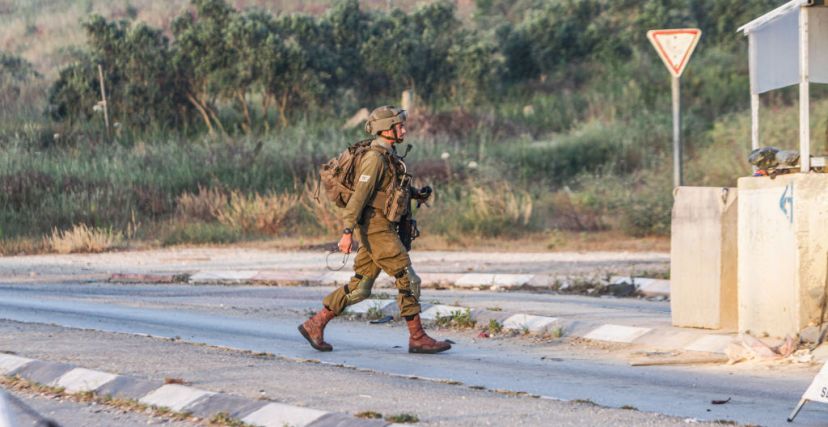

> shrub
[161,222,241,246]
[48,224,123,254]
[175,185,227,221]
[300,178,340,235]
[216,190,299,235]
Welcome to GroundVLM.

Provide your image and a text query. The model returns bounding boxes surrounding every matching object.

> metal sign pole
[647,28,699,187]
[672,75,682,187]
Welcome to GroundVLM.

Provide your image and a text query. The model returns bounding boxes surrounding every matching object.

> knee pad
[395,267,421,300]
[345,274,376,305]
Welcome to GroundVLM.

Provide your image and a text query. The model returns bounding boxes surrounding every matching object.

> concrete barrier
[738,174,828,337]
[670,186,738,330]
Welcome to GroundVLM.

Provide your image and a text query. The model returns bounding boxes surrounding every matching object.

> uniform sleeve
[341,152,385,230]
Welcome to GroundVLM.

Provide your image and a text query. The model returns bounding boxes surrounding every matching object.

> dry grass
[216,190,299,235]
[301,178,340,235]
[469,184,533,226]
[0,236,47,255]
[411,230,669,252]
[176,185,227,222]
[47,223,123,254]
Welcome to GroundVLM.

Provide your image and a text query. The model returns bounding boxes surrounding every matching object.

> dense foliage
[0,0,809,248]
[45,0,779,134]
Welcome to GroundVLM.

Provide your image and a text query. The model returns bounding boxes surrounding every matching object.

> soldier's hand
[338,233,353,254]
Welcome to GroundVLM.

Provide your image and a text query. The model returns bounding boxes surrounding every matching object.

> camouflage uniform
[299,105,449,355]
[322,139,421,318]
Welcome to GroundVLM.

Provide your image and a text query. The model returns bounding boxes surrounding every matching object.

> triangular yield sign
[647,29,701,78]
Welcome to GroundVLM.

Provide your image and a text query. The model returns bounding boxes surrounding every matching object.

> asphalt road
[0,282,824,427]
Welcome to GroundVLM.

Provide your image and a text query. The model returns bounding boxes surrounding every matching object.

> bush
[425,182,533,238]
[161,222,241,246]
[48,224,123,254]
[216,190,299,235]
[175,186,227,221]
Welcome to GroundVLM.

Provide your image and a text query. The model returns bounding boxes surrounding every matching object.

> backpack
[318,139,387,208]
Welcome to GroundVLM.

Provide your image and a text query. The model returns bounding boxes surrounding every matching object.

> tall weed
[216,191,299,235]
[48,224,123,254]
[175,185,227,221]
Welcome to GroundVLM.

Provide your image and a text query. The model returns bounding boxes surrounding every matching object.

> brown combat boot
[298,307,336,352]
[406,314,451,354]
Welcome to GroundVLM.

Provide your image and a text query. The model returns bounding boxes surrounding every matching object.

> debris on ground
[711,397,731,405]
[369,315,393,324]
[726,333,802,364]
[629,352,728,367]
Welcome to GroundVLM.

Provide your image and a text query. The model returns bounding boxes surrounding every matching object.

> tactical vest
[319,140,411,223]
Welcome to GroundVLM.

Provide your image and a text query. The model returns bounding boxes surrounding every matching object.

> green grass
[434,308,476,329]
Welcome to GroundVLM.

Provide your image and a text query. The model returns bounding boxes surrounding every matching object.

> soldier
[299,106,451,354]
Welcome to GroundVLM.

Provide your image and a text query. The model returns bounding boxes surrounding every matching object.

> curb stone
[349,301,734,356]
[0,353,390,427]
[109,270,671,297]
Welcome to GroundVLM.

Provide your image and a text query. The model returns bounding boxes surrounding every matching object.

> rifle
[398,186,430,251]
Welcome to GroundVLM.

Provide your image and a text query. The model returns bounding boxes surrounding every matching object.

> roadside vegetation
[0,0,819,253]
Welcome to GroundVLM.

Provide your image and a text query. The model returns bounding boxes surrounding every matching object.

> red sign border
[647,29,702,77]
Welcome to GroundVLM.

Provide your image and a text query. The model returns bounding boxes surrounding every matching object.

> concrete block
[636,278,671,297]
[308,412,387,427]
[346,299,395,315]
[738,174,828,337]
[251,271,324,285]
[684,335,735,354]
[492,274,534,288]
[185,393,268,419]
[110,273,186,283]
[242,402,328,427]
[526,274,558,288]
[139,384,215,412]
[9,360,74,385]
[0,354,32,375]
[670,186,738,330]
[634,329,702,350]
[420,305,468,321]
[583,324,652,343]
[454,274,495,288]
[418,273,464,287]
[189,270,258,282]
[95,376,164,401]
[52,368,117,393]
[318,272,354,285]
[502,314,559,333]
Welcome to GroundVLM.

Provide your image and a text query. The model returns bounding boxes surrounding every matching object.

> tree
[362,1,458,105]
[171,0,238,134]
[265,13,332,126]
[0,52,40,112]
[225,10,273,133]
[449,31,505,106]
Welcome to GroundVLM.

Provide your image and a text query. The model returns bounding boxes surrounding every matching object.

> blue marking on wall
[779,184,794,224]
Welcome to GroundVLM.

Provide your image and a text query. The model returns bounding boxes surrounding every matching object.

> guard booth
[735,0,828,337]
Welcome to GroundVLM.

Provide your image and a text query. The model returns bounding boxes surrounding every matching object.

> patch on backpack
[359,174,371,182]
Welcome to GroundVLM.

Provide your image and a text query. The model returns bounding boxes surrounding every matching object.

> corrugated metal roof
[738,0,812,34]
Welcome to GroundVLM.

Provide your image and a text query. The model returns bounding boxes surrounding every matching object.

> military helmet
[365,105,407,135]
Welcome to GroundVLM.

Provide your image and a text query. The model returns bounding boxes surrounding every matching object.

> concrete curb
[342,300,734,356]
[109,270,672,297]
[0,353,387,427]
